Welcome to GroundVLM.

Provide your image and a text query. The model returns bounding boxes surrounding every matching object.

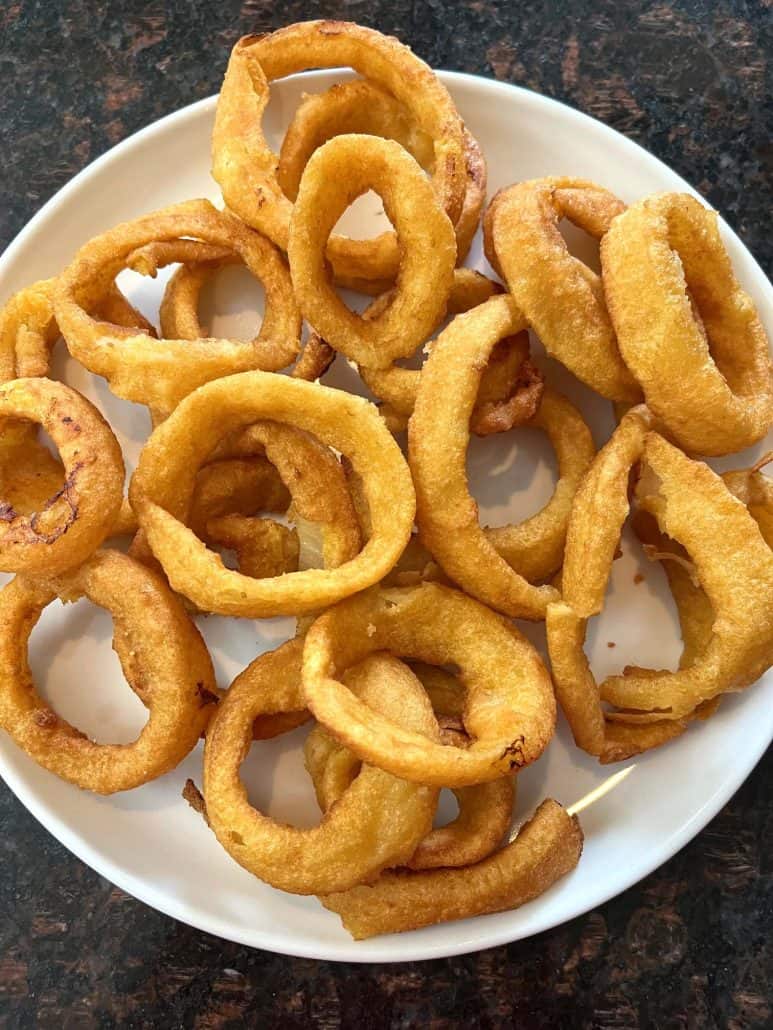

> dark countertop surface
[1,1,771,1026]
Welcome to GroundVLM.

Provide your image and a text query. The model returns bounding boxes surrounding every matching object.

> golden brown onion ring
[130,372,413,617]
[409,295,595,618]
[320,799,583,939]
[0,277,150,522]
[484,177,639,402]
[212,23,467,284]
[288,135,456,370]
[278,79,485,270]
[203,639,438,895]
[54,200,301,410]
[0,550,216,793]
[305,716,515,871]
[601,192,773,455]
[302,582,556,787]
[599,436,773,718]
[547,409,773,761]
[350,269,542,436]
[159,255,335,383]
[0,379,124,576]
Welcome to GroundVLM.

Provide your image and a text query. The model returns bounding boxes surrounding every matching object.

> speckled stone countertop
[1,2,771,1026]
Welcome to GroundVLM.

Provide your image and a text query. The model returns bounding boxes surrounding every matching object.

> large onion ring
[0,378,124,575]
[0,550,216,793]
[409,294,595,618]
[288,134,456,370]
[130,372,414,617]
[278,79,485,271]
[212,22,467,284]
[302,582,556,787]
[203,639,438,895]
[601,192,773,454]
[483,177,639,402]
[54,200,301,410]
[319,799,583,939]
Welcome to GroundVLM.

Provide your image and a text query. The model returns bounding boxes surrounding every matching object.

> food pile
[0,21,771,940]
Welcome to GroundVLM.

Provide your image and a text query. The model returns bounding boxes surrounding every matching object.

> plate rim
[1,68,771,963]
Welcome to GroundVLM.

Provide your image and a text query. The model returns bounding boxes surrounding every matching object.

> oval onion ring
[547,409,773,761]
[0,550,216,793]
[129,372,414,617]
[54,200,302,410]
[203,638,438,895]
[288,134,456,370]
[409,294,595,618]
[159,254,334,384]
[302,582,556,787]
[278,78,486,272]
[212,22,467,284]
[601,192,773,455]
[483,177,640,402]
[319,799,583,939]
[0,378,124,576]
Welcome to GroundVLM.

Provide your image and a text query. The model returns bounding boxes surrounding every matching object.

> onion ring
[0,378,124,575]
[483,177,639,402]
[159,255,335,383]
[212,22,467,284]
[288,134,456,370]
[409,294,595,618]
[0,277,150,524]
[305,707,515,871]
[203,639,438,894]
[302,582,556,787]
[319,799,583,939]
[347,269,542,436]
[547,409,773,760]
[278,79,485,270]
[601,192,773,455]
[130,372,414,617]
[0,550,216,793]
[54,200,301,410]
[599,436,773,718]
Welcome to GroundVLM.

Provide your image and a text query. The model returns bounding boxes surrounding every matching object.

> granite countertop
[1,1,771,1026]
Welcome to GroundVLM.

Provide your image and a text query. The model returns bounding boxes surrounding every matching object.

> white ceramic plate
[1,70,771,963]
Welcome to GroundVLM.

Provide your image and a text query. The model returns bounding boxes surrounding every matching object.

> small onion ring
[409,294,595,618]
[278,79,485,271]
[203,638,438,895]
[129,372,414,617]
[484,177,639,402]
[288,134,456,370]
[212,22,467,283]
[302,582,556,787]
[0,378,124,576]
[601,192,773,455]
[54,200,302,410]
[159,255,335,383]
[319,799,583,939]
[0,550,216,793]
